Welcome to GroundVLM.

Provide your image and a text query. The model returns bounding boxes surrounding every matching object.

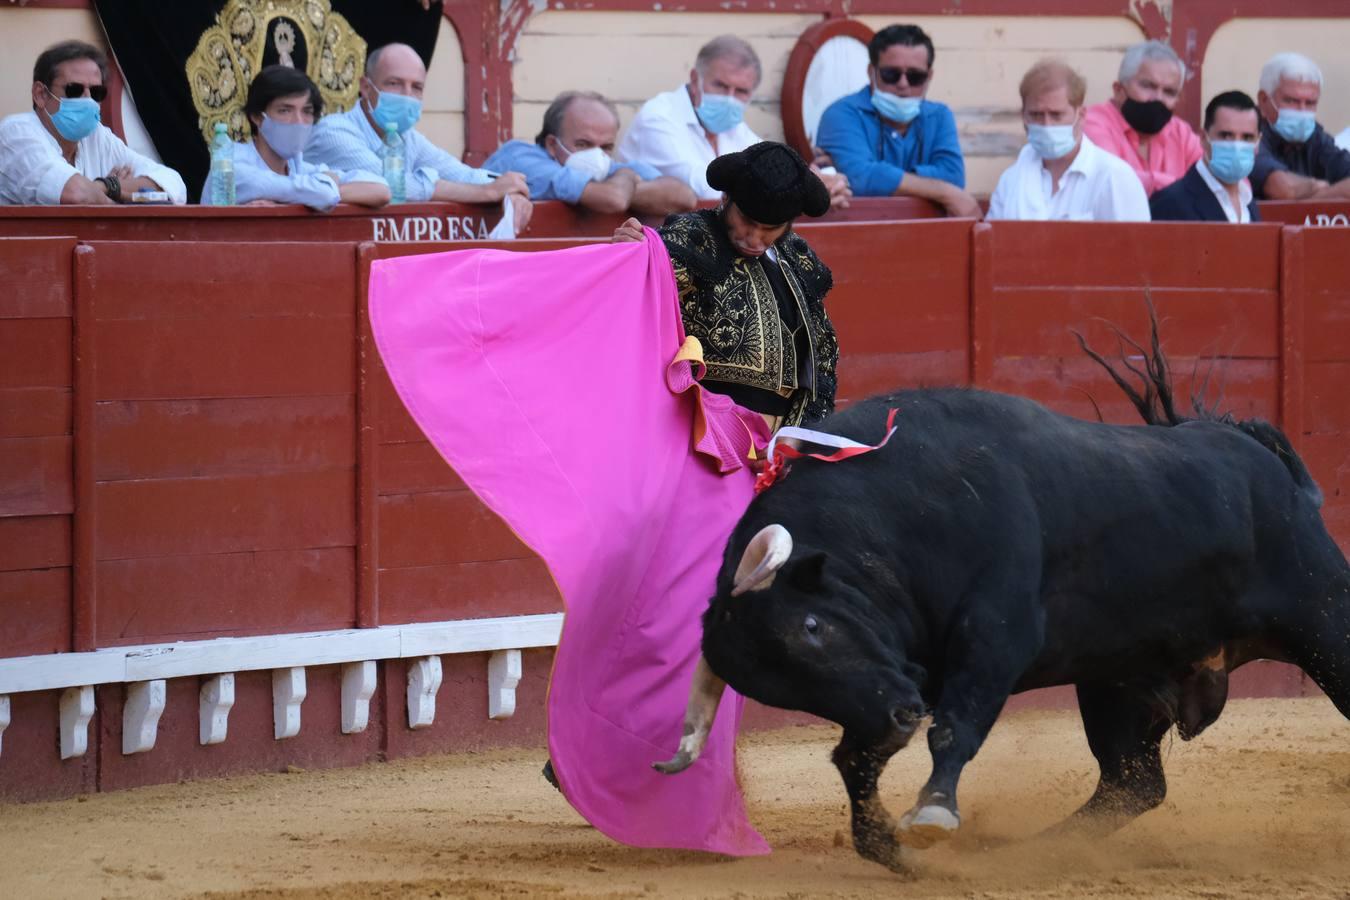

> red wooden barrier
[973,221,1283,427]
[1,222,1347,802]
[0,238,77,659]
[1255,201,1350,228]
[0,197,944,245]
[83,241,360,647]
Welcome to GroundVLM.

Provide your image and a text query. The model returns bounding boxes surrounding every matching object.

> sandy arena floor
[3,698,1348,899]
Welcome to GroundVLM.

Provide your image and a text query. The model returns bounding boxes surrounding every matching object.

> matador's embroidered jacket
[658,209,838,426]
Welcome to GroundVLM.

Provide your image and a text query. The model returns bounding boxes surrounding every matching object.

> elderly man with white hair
[1083,40,1203,196]
[1251,52,1350,200]
[619,35,851,209]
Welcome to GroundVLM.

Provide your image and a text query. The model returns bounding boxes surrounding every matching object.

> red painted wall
[2,219,1348,801]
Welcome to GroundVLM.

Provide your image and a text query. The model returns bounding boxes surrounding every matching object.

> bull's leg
[1055,682,1171,833]
[898,613,1040,849]
[1282,611,1350,721]
[832,727,911,872]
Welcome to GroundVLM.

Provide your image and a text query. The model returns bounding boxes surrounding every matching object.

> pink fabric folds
[368,229,770,857]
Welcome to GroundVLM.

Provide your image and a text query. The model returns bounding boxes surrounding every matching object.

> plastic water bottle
[382,123,406,204]
[209,122,235,206]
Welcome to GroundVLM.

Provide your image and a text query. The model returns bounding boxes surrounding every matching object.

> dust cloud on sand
[3,698,1348,899]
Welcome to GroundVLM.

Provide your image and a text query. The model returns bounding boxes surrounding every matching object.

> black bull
[656,382,1350,871]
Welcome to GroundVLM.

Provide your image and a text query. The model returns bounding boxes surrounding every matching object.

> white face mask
[559,142,612,181]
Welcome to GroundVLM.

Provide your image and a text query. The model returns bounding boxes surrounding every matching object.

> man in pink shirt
[1084,40,1203,195]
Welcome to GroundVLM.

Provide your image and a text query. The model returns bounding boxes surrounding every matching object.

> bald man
[485,90,696,216]
[307,42,531,231]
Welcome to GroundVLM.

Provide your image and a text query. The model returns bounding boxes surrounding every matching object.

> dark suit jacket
[1149,164,1261,223]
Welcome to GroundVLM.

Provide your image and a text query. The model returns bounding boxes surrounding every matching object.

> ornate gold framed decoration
[186,0,365,143]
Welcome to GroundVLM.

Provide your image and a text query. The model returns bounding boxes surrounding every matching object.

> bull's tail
[1072,292,1183,427]
[1077,293,1322,507]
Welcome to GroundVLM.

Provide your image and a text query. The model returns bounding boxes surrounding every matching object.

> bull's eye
[803,614,819,635]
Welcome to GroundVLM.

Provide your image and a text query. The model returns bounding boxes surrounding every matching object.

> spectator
[484,91,697,217]
[1150,91,1261,223]
[306,43,531,231]
[201,66,389,210]
[1251,52,1350,200]
[0,40,186,206]
[1083,40,1203,196]
[814,24,979,217]
[988,60,1149,222]
[619,35,850,209]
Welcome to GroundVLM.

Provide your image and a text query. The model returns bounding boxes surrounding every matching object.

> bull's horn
[731,524,793,596]
[653,656,727,775]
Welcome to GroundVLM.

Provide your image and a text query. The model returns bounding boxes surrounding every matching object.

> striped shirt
[305,104,491,203]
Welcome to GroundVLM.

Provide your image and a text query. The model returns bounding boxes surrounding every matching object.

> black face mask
[1120,97,1173,135]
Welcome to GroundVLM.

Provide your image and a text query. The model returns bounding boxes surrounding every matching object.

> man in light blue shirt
[202,66,388,210]
[485,91,696,217]
[306,42,532,231]
[816,24,981,218]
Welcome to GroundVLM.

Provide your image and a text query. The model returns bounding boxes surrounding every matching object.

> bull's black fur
[697,329,1350,872]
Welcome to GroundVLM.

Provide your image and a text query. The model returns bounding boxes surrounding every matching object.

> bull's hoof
[896,805,960,849]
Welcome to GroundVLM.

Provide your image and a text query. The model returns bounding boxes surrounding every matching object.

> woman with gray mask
[201,65,390,210]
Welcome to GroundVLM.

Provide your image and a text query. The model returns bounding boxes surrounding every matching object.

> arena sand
[3,698,1348,899]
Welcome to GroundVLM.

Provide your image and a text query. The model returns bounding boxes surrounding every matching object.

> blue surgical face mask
[1207,139,1256,184]
[370,89,422,136]
[695,78,746,134]
[44,92,101,142]
[259,114,313,161]
[1272,107,1316,144]
[870,86,921,125]
[1027,123,1078,160]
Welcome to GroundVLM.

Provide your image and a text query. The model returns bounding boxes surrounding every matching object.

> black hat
[706,141,831,225]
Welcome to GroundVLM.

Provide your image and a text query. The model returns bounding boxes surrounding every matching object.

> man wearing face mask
[988,59,1150,222]
[0,40,186,206]
[1250,52,1350,201]
[618,35,851,210]
[1150,92,1262,223]
[201,66,389,211]
[611,141,838,430]
[1083,41,1203,196]
[815,24,979,217]
[484,91,696,217]
[306,43,532,232]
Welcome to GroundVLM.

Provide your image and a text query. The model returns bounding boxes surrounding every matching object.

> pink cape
[368,230,771,856]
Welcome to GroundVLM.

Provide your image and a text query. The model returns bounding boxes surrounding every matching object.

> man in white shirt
[619,35,850,208]
[988,59,1150,222]
[1150,91,1262,223]
[306,42,531,232]
[0,40,186,206]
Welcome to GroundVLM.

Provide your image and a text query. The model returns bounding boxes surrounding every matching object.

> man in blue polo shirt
[485,91,696,217]
[815,24,980,217]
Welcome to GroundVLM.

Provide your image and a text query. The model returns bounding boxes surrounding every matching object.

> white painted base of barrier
[0,613,562,761]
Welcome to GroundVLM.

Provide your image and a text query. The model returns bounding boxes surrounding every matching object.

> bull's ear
[789,552,828,591]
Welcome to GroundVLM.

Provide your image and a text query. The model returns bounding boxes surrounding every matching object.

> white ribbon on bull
[656,413,899,774]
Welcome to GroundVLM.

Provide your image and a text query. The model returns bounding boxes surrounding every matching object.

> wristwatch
[94,174,122,202]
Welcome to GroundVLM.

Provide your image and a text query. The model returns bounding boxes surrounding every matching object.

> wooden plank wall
[4,224,1350,659]
[85,242,360,647]
[0,237,76,657]
[973,222,1283,426]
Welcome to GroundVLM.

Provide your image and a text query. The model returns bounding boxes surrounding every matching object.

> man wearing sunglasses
[0,41,185,206]
[815,24,980,218]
